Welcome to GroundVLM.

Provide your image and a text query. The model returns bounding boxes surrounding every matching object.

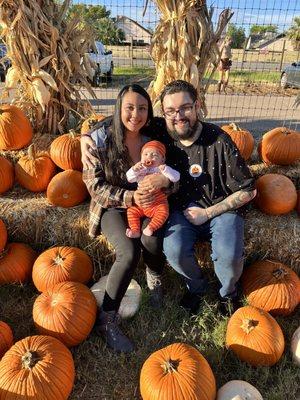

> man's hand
[81,135,98,169]
[183,206,209,226]
[133,189,155,208]
[138,174,170,193]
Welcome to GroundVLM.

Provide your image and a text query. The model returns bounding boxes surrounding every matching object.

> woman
[217,36,233,93]
[82,84,168,353]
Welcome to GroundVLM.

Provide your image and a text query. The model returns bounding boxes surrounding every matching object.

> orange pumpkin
[255,173,297,215]
[221,123,254,160]
[0,104,33,150]
[32,246,93,292]
[50,130,83,171]
[226,306,284,366]
[33,281,97,347]
[0,156,14,194]
[242,260,300,316]
[0,321,13,359]
[15,144,56,192]
[0,243,36,284]
[46,170,88,208]
[0,219,7,252]
[259,127,300,165]
[140,343,216,400]
[81,113,105,134]
[0,335,75,399]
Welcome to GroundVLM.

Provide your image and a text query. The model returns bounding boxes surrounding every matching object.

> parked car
[280,61,300,89]
[0,44,11,82]
[86,41,114,86]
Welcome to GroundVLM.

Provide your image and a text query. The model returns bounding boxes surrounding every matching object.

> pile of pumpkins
[0,104,105,208]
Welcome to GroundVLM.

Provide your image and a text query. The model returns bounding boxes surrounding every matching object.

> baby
[126,140,180,238]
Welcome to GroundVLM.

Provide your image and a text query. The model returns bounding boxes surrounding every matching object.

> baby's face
[141,147,164,167]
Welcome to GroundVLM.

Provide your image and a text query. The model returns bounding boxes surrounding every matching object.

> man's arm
[184,189,257,226]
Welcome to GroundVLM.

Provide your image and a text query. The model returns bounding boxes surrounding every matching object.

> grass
[1,266,299,400]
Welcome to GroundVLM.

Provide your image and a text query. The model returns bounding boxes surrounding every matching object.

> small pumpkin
[0,105,33,150]
[0,219,7,252]
[242,260,300,316]
[32,246,93,292]
[50,130,83,171]
[221,123,254,160]
[91,276,142,319]
[0,156,14,194]
[81,113,105,134]
[140,342,216,400]
[291,326,300,366]
[15,144,56,192]
[217,380,263,400]
[0,243,36,284]
[46,170,88,208]
[33,281,97,347]
[0,335,75,399]
[0,321,13,359]
[226,305,284,366]
[259,127,300,165]
[255,173,297,215]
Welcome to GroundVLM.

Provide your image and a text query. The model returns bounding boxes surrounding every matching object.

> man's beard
[167,119,200,141]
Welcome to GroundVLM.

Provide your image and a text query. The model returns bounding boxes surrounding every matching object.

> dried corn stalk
[0,0,97,134]
[148,0,233,116]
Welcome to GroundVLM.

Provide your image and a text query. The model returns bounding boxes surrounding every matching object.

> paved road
[114,57,287,72]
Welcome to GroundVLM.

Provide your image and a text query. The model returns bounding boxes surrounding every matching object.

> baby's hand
[158,164,166,172]
[132,161,144,171]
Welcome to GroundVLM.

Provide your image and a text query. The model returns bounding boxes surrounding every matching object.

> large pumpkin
[0,156,14,194]
[259,127,300,165]
[0,219,7,252]
[291,326,300,366]
[140,342,216,400]
[242,260,300,316]
[15,144,56,192]
[50,130,83,171]
[32,246,93,292]
[46,170,88,208]
[0,243,36,284]
[81,113,105,134]
[0,335,75,399]
[0,105,33,150]
[221,123,254,160]
[255,173,297,215]
[226,305,284,366]
[0,321,13,359]
[217,380,263,400]
[33,281,97,347]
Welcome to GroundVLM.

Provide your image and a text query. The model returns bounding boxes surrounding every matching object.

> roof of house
[116,15,152,36]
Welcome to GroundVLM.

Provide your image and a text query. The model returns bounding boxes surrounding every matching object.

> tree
[287,16,300,50]
[250,24,278,35]
[66,5,125,45]
[227,24,246,48]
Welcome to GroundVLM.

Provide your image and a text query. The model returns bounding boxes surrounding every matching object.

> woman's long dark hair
[105,84,154,185]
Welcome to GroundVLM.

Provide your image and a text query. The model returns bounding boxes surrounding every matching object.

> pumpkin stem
[54,254,65,266]
[28,144,36,160]
[229,123,241,131]
[241,318,259,334]
[69,129,77,138]
[22,351,40,369]
[273,267,288,279]
[162,359,179,374]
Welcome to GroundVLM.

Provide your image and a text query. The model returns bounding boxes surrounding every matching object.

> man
[81,80,256,315]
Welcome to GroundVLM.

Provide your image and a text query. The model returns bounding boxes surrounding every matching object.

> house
[115,16,152,45]
[247,33,294,51]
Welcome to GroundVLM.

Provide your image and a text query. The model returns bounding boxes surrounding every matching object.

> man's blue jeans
[163,210,244,298]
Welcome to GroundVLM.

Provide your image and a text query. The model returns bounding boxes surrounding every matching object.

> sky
[73,0,300,34]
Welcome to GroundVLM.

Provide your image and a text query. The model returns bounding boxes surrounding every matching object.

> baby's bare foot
[126,228,141,238]
[143,226,153,236]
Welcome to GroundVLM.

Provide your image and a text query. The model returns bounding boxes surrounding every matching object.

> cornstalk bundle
[148,0,233,115]
[0,0,96,134]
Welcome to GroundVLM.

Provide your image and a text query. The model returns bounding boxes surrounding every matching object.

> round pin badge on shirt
[189,164,202,177]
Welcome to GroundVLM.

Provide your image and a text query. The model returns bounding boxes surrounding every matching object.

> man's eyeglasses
[163,102,196,119]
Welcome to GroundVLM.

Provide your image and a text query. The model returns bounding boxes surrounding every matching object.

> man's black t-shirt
[149,118,255,211]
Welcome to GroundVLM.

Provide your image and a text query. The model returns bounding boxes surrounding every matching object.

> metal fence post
[279,39,286,72]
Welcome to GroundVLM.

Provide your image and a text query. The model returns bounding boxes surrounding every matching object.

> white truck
[86,41,114,86]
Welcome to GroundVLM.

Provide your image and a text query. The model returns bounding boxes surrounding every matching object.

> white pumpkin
[217,380,263,400]
[291,326,300,366]
[91,276,142,319]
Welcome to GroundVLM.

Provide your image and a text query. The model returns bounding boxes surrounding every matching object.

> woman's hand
[80,135,98,169]
[138,174,170,193]
[133,189,155,208]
